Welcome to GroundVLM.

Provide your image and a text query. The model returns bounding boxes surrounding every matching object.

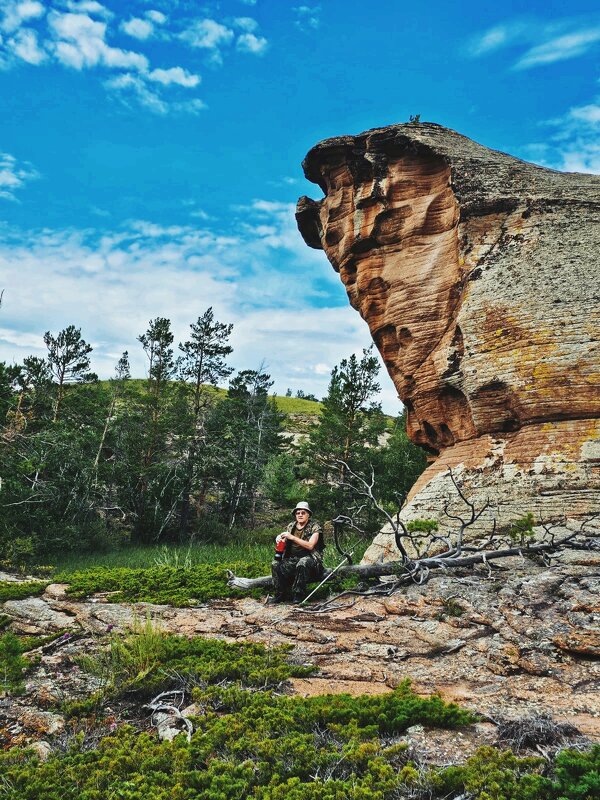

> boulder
[297,122,600,557]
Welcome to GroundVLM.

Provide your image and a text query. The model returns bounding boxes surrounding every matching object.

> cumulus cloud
[120,16,154,41]
[179,15,268,64]
[232,17,258,32]
[48,11,149,71]
[293,5,321,31]
[62,1,113,19]
[0,205,400,410]
[544,100,600,173]
[179,17,234,64]
[0,3,269,112]
[236,32,267,55]
[0,1,45,34]
[468,15,600,69]
[146,10,167,25]
[105,72,206,115]
[7,26,47,63]
[0,151,39,201]
[148,65,200,87]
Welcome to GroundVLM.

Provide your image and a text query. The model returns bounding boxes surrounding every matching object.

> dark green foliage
[79,630,314,698]
[406,519,438,534]
[203,368,284,530]
[60,563,269,605]
[0,678,475,799]
[0,629,72,693]
[433,743,599,799]
[0,581,48,602]
[508,512,536,545]
[261,452,301,505]
[302,350,426,542]
[0,631,31,692]
[43,324,96,421]
[0,637,595,800]
[551,745,600,800]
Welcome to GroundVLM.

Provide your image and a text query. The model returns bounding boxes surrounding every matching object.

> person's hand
[276,532,287,543]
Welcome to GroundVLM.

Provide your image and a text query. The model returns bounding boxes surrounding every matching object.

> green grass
[48,541,274,575]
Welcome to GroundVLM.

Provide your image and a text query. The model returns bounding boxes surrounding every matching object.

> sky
[1,0,599,413]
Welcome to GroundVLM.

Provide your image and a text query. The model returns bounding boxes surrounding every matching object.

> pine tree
[43,325,96,421]
[205,368,283,530]
[176,308,234,535]
[302,346,386,521]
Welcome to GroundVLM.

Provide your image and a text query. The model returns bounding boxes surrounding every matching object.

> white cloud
[0,1,45,34]
[0,151,39,201]
[515,27,600,69]
[523,94,600,174]
[0,327,43,349]
[104,72,168,113]
[7,26,47,64]
[0,201,404,409]
[62,1,113,19]
[233,17,258,32]
[189,208,212,220]
[236,32,267,55]
[239,0,257,5]
[105,72,206,115]
[48,11,149,71]
[146,10,166,25]
[0,4,217,114]
[294,5,321,31]
[120,17,154,41]
[179,18,234,54]
[148,65,200,88]
[468,16,600,69]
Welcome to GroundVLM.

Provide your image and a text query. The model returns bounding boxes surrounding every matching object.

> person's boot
[266,594,286,605]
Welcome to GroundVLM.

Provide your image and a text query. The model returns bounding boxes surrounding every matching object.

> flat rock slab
[1,553,600,747]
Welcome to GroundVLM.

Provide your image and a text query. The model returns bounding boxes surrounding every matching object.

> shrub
[0,632,30,693]
[0,580,48,602]
[60,562,269,606]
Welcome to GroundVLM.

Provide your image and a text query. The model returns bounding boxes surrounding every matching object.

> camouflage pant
[271,554,324,600]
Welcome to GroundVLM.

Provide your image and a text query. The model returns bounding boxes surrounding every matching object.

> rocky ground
[1,546,598,763]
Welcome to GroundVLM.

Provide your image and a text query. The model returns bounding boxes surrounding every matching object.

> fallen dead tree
[227,466,598,595]
[226,531,591,591]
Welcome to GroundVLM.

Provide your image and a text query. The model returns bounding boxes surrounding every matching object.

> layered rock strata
[296,123,600,557]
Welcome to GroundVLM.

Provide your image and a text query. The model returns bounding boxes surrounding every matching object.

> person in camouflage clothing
[270,501,324,603]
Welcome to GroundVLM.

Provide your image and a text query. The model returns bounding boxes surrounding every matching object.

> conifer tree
[43,325,95,421]
[177,308,234,535]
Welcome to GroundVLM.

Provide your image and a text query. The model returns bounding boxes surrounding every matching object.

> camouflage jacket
[285,519,324,561]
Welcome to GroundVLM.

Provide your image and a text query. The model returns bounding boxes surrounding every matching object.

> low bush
[1,679,596,799]
[59,562,269,605]
[0,580,48,602]
[0,678,475,799]
[76,628,314,699]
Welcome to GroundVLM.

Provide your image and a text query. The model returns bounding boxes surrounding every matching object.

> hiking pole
[300,551,354,605]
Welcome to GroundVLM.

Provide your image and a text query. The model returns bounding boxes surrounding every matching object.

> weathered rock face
[297,123,600,550]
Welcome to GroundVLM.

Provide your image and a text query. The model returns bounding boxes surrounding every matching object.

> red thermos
[274,537,287,560]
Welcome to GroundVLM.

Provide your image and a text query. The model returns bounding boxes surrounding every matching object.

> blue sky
[1,0,599,412]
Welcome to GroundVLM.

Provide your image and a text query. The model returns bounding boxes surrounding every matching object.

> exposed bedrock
[296,123,600,555]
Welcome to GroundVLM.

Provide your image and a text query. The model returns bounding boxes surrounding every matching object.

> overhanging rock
[296,122,600,561]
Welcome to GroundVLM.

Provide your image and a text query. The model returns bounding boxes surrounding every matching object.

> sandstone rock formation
[296,123,600,557]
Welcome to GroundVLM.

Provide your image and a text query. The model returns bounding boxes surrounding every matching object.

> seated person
[270,501,324,603]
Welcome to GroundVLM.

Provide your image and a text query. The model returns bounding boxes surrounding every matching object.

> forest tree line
[0,308,427,567]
